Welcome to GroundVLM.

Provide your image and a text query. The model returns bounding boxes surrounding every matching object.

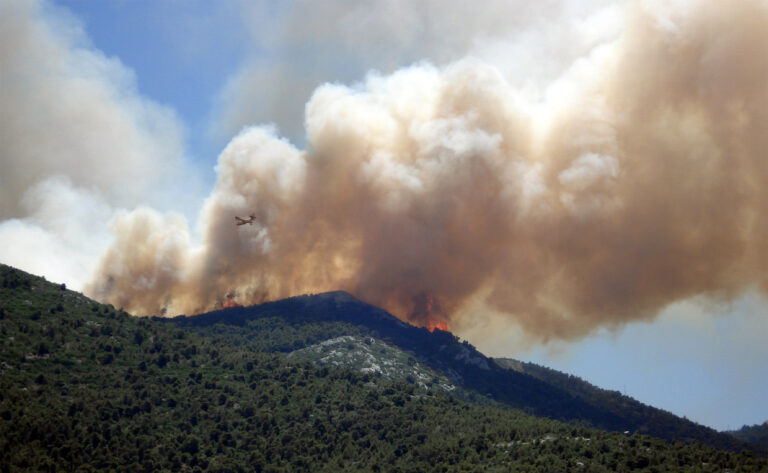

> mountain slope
[169,292,623,424]
[2,264,766,472]
[493,358,760,453]
[728,422,768,451]
[286,335,457,391]
[0,264,620,472]
[169,291,754,453]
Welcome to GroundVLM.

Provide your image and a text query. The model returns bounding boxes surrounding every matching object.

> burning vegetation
[220,294,242,309]
[410,293,450,332]
[426,320,449,333]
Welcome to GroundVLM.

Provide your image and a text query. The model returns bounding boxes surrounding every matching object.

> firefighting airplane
[235,214,256,226]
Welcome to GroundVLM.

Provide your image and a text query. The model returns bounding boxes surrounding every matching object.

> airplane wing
[236,215,257,225]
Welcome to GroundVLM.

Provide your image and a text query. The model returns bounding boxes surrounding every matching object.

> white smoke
[212,0,619,141]
[0,0,199,289]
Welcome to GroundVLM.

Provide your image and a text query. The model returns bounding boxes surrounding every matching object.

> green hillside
[168,291,753,453]
[1,264,766,472]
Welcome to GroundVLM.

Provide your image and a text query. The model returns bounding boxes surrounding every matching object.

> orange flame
[221,294,241,309]
[426,320,449,332]
[411,293,449,332]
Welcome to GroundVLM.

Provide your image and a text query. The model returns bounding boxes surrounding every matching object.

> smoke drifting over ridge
[88,0,768,341]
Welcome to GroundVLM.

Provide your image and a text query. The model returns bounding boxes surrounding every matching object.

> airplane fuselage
[235,216,256,226]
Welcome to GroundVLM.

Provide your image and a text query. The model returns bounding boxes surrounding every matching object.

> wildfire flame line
[426,320,449,333]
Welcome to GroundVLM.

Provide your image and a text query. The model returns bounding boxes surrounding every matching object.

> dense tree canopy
[1,264,765,472]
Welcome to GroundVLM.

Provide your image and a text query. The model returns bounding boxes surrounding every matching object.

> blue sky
[54,0,246,173]
[2,0,767,432]
[521,295,768,431]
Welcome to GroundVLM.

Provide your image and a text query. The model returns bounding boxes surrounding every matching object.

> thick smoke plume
[0,0,194,288]
[88,0,768,341]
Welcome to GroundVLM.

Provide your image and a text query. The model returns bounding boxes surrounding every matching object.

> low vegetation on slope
[286,335,456,392]
[1,264,766,472]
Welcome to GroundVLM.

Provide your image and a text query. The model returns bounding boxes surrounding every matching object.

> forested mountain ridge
[168,290,755,453]
[167,293,631,428]
[1,263,766,472]
[493,358,765,454]
[727,422,768,451]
